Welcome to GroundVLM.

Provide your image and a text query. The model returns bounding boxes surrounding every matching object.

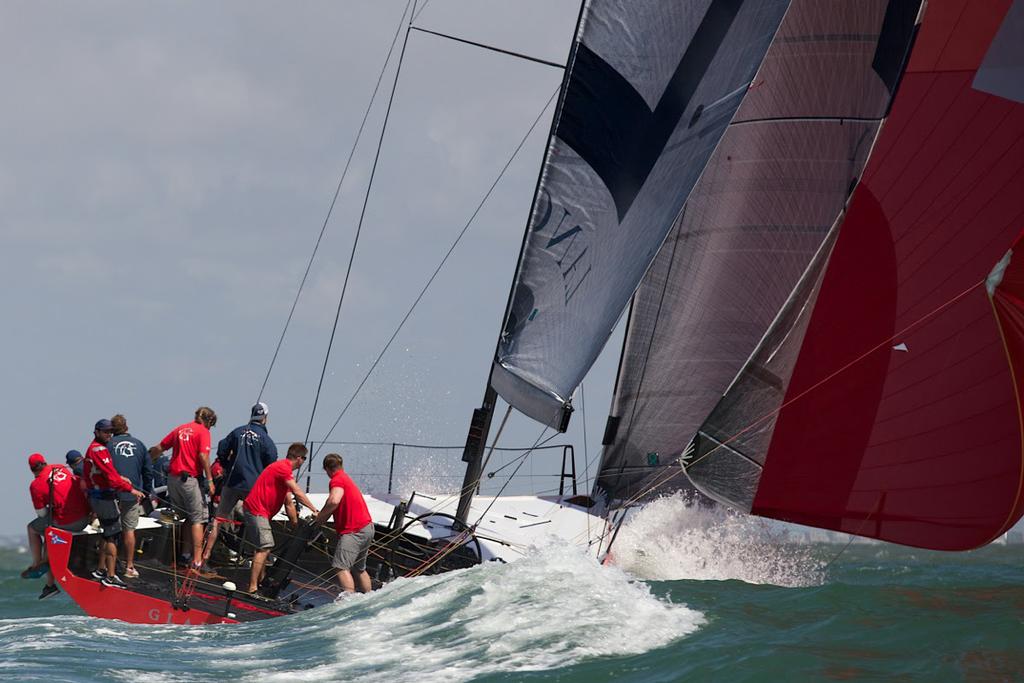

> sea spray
[608,492,826,586]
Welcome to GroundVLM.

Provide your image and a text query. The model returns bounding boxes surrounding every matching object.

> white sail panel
[493,0,791,429]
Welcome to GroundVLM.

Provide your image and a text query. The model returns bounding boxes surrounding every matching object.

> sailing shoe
[38,584,59,600]
[21,563,49,579]
[91,569,107,581]
[101,574,128,589]
[190,563,217,579]
[124,566,140,579]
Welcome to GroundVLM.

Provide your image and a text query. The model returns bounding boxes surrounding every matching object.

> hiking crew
[242,443,319,594]
[205,401,278,564]
[314,453,374,593]
[150,406,217,572]
[24,453,90,599]
[84,419,145,588]
[107,414,154,579]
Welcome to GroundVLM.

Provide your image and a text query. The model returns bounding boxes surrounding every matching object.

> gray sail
[492,0,792,430]
[594,0,922,502]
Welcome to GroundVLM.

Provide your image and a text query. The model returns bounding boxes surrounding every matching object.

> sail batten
[492,0,792,430]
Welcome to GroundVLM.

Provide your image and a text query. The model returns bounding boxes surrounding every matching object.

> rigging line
[412,0,430,23]
[311,85,561,458]
[581,382,590,539]
[409,26,566,70]
[685,278,988,472]
[302,0,419,452]
[486,431,561,478]
[257,0,414,402]
[473,425,550,528]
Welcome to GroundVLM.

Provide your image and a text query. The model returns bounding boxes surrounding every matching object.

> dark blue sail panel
[494,0,791,429]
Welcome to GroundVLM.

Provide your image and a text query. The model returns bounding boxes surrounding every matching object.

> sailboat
[44,0,1024,624]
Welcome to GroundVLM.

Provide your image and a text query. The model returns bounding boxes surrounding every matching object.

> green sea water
[1,521,1022,682]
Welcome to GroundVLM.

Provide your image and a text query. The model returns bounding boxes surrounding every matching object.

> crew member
[242,443,319,594]
[205,402,277,564]
[23,453,90,599]
[149,406,217,572]
[108,414,153,579]
[65,450,84,476]
[84,419,144,588]
[314,453,374,593]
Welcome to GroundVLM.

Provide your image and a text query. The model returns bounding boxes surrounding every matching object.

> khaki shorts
[332,523,374,572]
[168,475,209,524]
[243,509,275,551]
[90,497,122,538]
[119,500,141,530]
[215,486,247,521]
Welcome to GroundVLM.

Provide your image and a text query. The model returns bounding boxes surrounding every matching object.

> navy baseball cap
[66,449,83,464]
[94,419,114,432]
[251,402,269,420]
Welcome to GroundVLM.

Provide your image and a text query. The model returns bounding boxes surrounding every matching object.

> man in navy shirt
[204,402,278,564]
[108,414,153,579]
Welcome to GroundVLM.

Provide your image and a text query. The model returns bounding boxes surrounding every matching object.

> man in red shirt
[149,406,217,572]
[23,453,91,599]
[242,443,319,594]
[84,419,145,588]
[313,453,375,593]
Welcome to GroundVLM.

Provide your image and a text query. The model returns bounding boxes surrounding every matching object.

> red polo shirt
[31,464,91,524]
[244,459,293,519]
[329,470,372,535]
[83,440,133,492]
[161,421,211,477]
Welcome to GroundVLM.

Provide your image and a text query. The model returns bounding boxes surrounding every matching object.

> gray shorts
[90,498,122,538]
[168,475,209,524]
[215,486,247,521]
[243,509,275,551]
[332,523,374,572]
[119,501,141,530]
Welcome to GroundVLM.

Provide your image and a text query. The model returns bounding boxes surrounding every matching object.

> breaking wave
[608,492,827,587]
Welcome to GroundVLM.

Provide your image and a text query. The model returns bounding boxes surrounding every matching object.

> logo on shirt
[114,441,138,458]
[241,429,260,446]
[179,427,194,442]
[51,468,68,484]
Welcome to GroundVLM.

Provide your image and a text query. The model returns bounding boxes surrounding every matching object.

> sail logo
[114,441,138,458]
[533,189,591,307]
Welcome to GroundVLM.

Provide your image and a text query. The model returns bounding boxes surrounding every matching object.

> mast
[455,0,588,526]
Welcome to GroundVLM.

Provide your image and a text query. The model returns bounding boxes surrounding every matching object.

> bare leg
[336,568,355,593]
[26,525,44,566]
[123,529,136,570]
[203,520,220,564]
[248,549,269,593]
[355,570,372,593]
[104,539,118,576]
[191,523,204,564]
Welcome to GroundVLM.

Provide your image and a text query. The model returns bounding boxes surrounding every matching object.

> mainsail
[686,0,1024,550]
[594,0,922,503]
[491,0,791,429]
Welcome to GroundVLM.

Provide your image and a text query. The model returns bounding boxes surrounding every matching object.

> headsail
[686,0,1024,550]
[594,0,922,503]
[492,0,792,429]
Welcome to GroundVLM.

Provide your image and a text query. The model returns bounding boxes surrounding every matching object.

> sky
[0,0,623,535]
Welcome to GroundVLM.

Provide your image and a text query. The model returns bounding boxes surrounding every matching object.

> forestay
[686,0,1024,550]
[594,0,921,503]
[492,0,791,429]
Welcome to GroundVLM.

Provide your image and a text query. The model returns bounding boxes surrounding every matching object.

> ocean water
[2,499,1022,682]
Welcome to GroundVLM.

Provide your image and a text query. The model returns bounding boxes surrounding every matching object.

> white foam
[260,543,703,682]
[608,493,826,587]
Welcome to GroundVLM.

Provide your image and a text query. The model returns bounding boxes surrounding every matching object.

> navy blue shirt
[217,421,278,491]
[151,453,170,488]
[108,433,154,502]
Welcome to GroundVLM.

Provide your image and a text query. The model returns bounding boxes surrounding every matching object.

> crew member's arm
[140,440,154,494]
[284,479,319,516]
[216,433,235,472]
[313,485,343,526]
[199,428,214,495]
[284,495,299,526]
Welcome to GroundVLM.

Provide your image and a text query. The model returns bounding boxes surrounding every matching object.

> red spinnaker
[752,0,1024,549]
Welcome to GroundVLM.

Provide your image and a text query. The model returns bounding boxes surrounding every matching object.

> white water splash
[263,543,704,682]
[608,493,826,587]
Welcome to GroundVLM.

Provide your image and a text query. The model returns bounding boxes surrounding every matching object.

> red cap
[28,453,46,469]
